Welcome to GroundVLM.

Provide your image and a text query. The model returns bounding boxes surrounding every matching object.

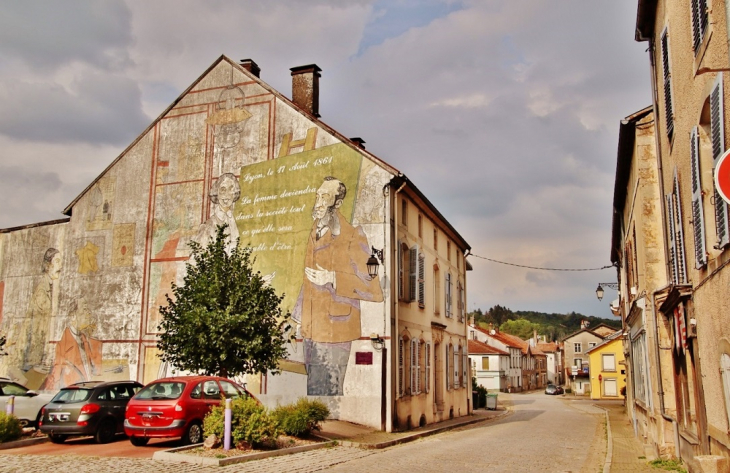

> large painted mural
[0,58,390,406]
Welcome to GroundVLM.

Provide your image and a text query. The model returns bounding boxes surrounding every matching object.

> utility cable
[469,253,614,272]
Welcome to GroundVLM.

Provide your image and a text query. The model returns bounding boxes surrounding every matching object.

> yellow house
[586,331,625,400]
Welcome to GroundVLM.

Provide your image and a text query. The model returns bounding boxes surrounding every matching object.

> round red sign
[716,149,730,205]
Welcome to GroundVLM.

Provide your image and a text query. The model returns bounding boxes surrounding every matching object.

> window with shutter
[690,126,707,268]
[673,172,688,282]
[445,273,452,318]
[411,339,419,394]
[398,337,404,397]
[462,351,468,388]
[661,27,675,139]
[425,343,431,393]
[409,246,418,302]
[602,354,616,372]
[667,170,688,284]
[417,253,425,308]
[667,193,679,283]
[445,344,451,390]
[454,345,460,388]
[433,265,441,315]
[691,0,709,53]
[398,243,405,300]
[711,74,730,249]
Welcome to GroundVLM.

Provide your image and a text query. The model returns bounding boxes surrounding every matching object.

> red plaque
[355,352,373,365]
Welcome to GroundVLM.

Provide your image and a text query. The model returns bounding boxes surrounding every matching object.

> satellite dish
[490,330,496,335]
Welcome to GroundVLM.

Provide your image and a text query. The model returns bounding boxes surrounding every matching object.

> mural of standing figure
[19,248,62,373]
[292,176,383,396]
[41,298,102,390]
[194,173,240,254]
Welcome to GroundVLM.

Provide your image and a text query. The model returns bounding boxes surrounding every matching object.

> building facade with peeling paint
[0,56,471,432]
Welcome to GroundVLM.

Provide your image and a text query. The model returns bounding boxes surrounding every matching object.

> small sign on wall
[355,352,373,365]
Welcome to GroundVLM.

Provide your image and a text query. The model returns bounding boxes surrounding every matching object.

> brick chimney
[290,64,321,118]
[239,59,260,78]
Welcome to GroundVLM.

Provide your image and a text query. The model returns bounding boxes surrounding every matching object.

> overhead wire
[469,253,614,272]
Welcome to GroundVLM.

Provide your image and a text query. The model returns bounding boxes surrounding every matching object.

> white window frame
[574,342,582,354]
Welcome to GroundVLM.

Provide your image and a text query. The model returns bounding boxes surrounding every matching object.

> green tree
[157,224,292,378]
[499,318,541,339]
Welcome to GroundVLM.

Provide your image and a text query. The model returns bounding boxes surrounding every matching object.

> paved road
[321,393,606,473]
[0,393,606,473]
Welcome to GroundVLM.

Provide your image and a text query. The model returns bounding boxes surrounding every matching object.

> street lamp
[595,282,619,301]
[367,247,384,278]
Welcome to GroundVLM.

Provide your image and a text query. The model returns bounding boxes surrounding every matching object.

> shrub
[272,398,330,437]
[0,412,22,443]
[204,397,280,448]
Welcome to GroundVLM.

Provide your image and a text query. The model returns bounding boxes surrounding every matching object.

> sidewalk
[316,398,512,449]
[596,401,660,473]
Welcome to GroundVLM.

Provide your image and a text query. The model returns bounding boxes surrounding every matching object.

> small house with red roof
[468,339,509,392]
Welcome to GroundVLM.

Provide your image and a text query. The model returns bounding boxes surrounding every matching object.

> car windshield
[135,382,185,400]
[51,388,94,403]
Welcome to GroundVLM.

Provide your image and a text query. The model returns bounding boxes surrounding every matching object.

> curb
[152,440,335,466]
[592,404,612,473]
[0,435,49,450]
[330,409,512,450]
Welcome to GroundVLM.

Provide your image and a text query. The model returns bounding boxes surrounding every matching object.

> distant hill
[468,305,622,342]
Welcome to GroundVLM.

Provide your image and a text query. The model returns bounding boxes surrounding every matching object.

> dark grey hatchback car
[39,380,143,444]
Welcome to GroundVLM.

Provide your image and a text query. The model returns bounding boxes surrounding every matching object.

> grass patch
[648,458,686,472]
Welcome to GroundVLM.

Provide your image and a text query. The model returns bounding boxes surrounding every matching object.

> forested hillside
[468,305,622,342]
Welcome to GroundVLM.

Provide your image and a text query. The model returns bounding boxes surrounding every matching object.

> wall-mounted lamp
[595,282,619,301]
[370,333,385,350]
[367,247,384,278]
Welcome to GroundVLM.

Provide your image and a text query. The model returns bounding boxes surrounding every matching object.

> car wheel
[129,436,149,446]
[95,419,117,444]
[183,421,203,445]
[49,434,67,444]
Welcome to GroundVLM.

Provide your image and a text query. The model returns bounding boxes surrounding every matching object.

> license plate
[50,412,71,422]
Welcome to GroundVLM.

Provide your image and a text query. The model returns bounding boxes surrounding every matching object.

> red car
[123,375,254,446]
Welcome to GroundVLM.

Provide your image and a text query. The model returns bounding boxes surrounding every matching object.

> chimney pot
[290,64,321,118]
[239,59,261,78]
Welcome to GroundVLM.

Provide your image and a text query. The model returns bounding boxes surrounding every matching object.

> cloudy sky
[0,0,650,319]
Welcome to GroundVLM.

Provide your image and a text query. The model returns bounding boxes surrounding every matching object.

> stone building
[0,55,471,432]
[610,1,730,469]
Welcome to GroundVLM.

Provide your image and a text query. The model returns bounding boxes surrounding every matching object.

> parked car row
[544,383,564,395]
[3,375,254,446]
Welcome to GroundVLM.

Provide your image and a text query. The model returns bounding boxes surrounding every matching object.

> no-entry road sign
[716,149,730,205]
